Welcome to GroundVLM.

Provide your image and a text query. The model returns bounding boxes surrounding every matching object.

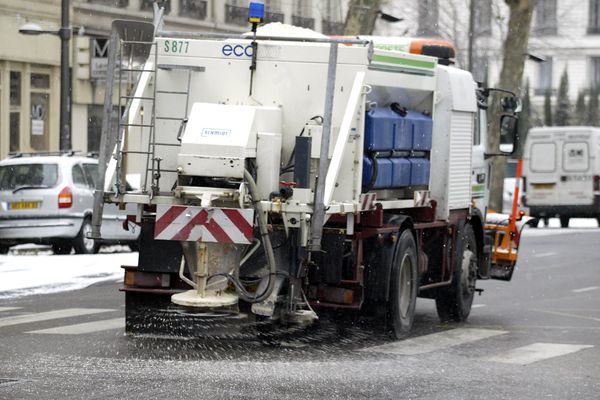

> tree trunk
[488,0,536,212]
[344,0,382,35]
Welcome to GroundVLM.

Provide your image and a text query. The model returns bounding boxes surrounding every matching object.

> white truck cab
[523,126,600,227]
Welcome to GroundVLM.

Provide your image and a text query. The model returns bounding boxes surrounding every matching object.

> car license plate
[8,201,40,210]
[532,183,555,190]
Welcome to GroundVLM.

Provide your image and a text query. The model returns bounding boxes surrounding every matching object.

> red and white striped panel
[154,205,254,244]
[359,193,377,211]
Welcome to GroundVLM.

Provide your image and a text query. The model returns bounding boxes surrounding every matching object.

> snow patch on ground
[0,251,137,299]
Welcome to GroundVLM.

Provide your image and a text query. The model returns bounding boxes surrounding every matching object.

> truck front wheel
[436,223,478,322]
[388,230,418,338]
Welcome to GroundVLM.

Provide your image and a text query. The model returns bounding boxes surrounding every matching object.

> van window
[563,142,589,172]
[530,142,556,172]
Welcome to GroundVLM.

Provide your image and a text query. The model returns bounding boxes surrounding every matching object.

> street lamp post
[59,0,71,151]
[19,0,71,151]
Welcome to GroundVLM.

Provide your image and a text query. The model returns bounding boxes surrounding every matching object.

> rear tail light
[594,175,600,192]
[521,177,527,193]
[58,187,73,209]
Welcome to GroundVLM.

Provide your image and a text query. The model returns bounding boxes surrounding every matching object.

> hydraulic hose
[364,152,379,193]
[237,168,276,303]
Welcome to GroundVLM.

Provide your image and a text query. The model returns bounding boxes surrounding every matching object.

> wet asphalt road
[0,226,599,399]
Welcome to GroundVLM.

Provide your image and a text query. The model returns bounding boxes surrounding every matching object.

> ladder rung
[154,143,181,147]
[122,150,152,155]
[156,90,188,95]
[156,116,185,121]
[158,64,205,72]
[121,95,155,101]
[119,68,156,73]
[121,123,154,128]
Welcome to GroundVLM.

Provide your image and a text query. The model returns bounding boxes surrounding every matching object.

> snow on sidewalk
[0,251,137,299]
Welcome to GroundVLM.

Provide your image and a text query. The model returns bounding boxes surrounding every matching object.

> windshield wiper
[12,185,51,194]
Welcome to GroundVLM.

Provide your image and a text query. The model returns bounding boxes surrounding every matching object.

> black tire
[542,217,549,227]
[52,241,73,255]
[128,240,140,252]
[0,244,10,255]
[72,218,100,254]
[388,230,418,338]
[435,223,478,322]
[559,216,569,228]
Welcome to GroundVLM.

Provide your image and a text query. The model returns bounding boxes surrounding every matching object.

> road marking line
[361,328,508,356]
[533,308,600,323]
[0,307,22,312]
[533,252,556,258]
[28,317,124,335]
[572,286,599,293]
[472,304,486,309]
[486,343,593,365]
[0,308,115,328]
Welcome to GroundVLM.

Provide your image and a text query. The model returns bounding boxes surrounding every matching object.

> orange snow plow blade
[484,160,532,281]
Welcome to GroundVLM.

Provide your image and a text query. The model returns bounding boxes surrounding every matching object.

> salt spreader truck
[92,11,524,338]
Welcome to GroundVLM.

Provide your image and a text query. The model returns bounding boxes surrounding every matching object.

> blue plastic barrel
[409,158,430,186]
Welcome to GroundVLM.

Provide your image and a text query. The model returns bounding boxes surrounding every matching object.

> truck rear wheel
[560,216,569,228]
[388,230,418,338]
[436,223,478,322]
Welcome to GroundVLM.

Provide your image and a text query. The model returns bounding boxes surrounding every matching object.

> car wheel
[0,244,9,255]
[559,216,569,228]
[435,223,478,322]
[52,242,73,255]
[388,230,418,339]
[73,218,100,254]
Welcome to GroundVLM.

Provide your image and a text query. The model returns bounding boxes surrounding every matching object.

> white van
[523,126,600,227]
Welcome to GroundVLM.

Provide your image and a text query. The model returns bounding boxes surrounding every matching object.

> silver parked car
[0,152,140,254]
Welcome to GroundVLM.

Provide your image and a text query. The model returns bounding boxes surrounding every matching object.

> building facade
[4,0,595,160]
[0,0,346,159]
[375,0,600,123]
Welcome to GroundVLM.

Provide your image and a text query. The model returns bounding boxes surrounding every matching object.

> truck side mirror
[499,114,518,155]
[501,96,522,113]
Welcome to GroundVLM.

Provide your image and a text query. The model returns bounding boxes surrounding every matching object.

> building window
[141,0,170,14]
[591,57,600,89]
[225,0,248,26]
[292,0,314,29]
[535,57,554,96]
[30,72,51,152]
[321,0,344,35]
[10,71,21,107]
[10,113,19,153]
[180,0,207,20]
[265,0,284,23]
[590,0,600,34]
[474,0,492,37]
[417,0,439,37]
[9,72,21,153]
[533,0,557,35]
[87,0,129,7]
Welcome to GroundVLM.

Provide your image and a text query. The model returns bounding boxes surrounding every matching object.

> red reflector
[58,187,73,209]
